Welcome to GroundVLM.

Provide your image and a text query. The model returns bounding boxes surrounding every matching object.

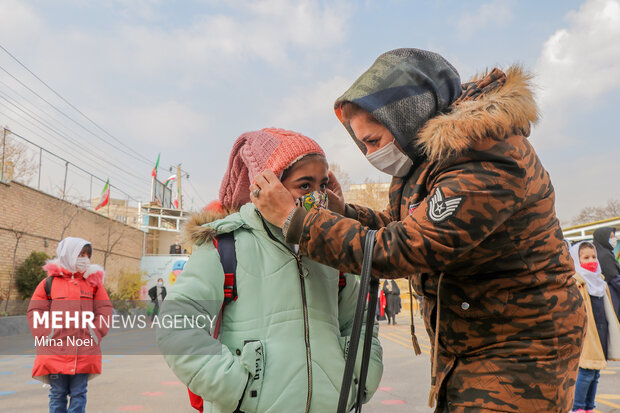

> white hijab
[57,237,90,273]
[569,241,607,297]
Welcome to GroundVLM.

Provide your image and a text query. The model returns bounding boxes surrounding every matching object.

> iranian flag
[163,175,176,187]
[152,153,160,178]
[95,179,110,211]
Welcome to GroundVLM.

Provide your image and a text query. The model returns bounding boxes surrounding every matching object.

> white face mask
[365,140,413,177]
[158,282,163,286]
[610,238,617,248]
[75,257,90,273]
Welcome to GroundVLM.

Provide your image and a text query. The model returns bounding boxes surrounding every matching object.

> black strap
[337,229,377,413]
[356,276,379,412]
[216,233,237,305]
[45,276,53,300]
[212,233,237,339]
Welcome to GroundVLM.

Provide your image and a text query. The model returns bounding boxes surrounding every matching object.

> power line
[0,108,149,196]
[0,43,154,165]
[7,129,145,203]
[0,62,154,168]
[0,96,152,191]
[0,78,152,182]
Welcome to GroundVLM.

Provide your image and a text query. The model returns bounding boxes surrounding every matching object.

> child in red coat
[28,237,112,413]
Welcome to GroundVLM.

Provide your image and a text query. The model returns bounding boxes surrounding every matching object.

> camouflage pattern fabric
[295,60,586,412]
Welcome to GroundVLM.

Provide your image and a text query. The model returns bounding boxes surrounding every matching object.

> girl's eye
[300,183,310,191]
[320,183,327,190]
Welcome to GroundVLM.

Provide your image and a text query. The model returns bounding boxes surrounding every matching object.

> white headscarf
[57,237,90,273]
[569,241,607,297]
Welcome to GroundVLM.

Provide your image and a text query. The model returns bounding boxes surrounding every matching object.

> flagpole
[107,183,111,219]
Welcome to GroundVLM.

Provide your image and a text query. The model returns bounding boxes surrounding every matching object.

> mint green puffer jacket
[157,203,383,413]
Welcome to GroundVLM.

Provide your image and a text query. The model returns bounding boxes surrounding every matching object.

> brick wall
[0,181,145,314]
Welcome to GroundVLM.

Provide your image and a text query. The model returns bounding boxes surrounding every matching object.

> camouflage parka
[285,59,586,412]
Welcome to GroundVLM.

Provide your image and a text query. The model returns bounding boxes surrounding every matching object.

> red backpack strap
[212,233,237,339]
[186,233,238,412]
[338,271,346,292]
[187,388,204,412]
[214,233,237,305]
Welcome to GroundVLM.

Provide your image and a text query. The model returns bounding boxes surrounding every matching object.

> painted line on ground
[381,332,431,350]
[381,399,406,405]
[379,332,430,355]
[0,391,16,396]
[380,328,431,345]
[595,398,620,409]
[597,394,620,399]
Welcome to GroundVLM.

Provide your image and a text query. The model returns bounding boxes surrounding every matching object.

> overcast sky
[1,0,619,223]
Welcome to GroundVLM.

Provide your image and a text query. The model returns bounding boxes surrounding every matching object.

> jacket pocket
[238,340,265,413]
[443,284,509,319]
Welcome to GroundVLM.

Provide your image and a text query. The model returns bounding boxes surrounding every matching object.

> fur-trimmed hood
[43,260,105,288]
[418,66,538,162]
[336,62,538,164]
[184,207,240,246]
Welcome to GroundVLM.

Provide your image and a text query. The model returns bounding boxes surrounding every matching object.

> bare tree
[343,178,390,211]
[4,221,26,313]
[572,199,620,225]
[0,128,37,184]
[60,201,80,240]
[103,221,126,269]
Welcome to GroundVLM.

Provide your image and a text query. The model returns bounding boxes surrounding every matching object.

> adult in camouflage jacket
[251,48,586,412]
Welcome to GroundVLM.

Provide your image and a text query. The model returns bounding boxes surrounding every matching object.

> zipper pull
[296,256,309,278]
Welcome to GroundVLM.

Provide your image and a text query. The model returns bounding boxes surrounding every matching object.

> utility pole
[176,164,183,210]
[1,127,7,182]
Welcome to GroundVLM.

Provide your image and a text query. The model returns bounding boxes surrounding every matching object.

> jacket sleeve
[296,161,526,278]
[338,273,383,404]
[156,242,253,413]
[344,204,395,229]
[93,284,113,340]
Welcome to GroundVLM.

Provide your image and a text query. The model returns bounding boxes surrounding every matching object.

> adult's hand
[326,171,345,215]
[250,169,296,228]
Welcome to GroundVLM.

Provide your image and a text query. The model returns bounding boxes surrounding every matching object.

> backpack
[44,274,98,299]
[187,233,347,412]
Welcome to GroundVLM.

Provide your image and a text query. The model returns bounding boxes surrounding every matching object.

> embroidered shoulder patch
[427,187,463,223]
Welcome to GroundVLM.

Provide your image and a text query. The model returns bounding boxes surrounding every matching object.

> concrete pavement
[1,313,619,412]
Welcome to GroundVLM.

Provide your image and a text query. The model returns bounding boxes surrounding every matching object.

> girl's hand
[326,171,345,215]
[250,169,296,228]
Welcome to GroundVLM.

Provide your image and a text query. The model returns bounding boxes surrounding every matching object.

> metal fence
[1,128,146,220]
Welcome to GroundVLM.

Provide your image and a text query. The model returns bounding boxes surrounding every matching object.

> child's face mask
[581,261,598,273]
[296,191,328,211]
[75,257,90,273]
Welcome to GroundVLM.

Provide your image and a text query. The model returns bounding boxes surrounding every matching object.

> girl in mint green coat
[157,128,383,413]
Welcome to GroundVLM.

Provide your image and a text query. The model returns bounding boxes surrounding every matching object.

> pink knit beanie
[219,128,325,209]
